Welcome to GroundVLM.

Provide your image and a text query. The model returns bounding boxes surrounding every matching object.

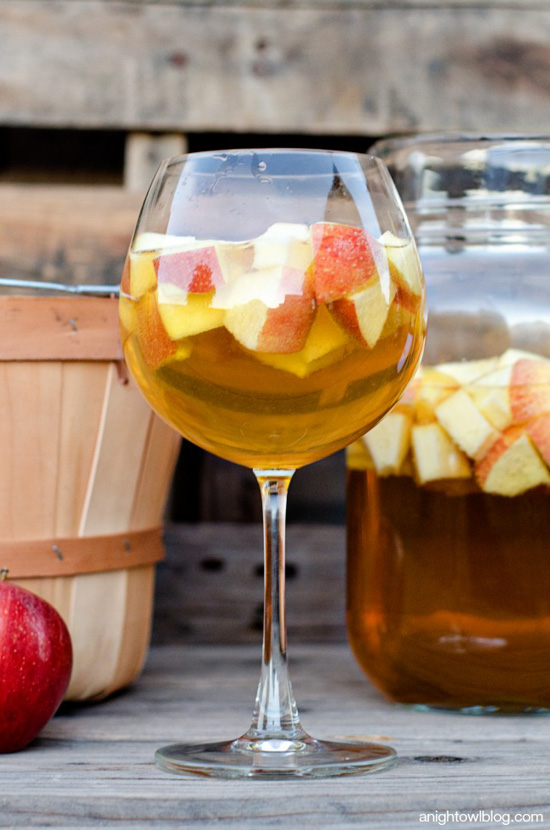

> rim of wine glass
[160,146,386,177]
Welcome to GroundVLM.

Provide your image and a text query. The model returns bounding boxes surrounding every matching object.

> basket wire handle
[0,277,120,296]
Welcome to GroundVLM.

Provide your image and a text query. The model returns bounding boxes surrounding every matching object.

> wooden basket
[0,295,181,701]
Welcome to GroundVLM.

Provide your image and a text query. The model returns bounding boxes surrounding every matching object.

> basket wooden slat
[0,362,61,539]
[79,361,154,536]
[55,361,109,537]
[130,414,182,531]
[0,296,122,361]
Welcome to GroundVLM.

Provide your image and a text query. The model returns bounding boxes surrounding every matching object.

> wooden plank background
[152,523,348,645]
[1,0,550,136]
[0,185,141,284]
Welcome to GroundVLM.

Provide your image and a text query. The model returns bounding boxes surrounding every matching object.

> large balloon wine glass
[119,148,426,778]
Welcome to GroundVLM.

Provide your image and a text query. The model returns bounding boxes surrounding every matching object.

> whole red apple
[0,575,73,752]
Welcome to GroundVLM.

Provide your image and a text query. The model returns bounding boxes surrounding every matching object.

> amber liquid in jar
[347,354,550,712]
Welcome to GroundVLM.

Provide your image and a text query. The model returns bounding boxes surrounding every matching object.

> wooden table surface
[1,524,549,828]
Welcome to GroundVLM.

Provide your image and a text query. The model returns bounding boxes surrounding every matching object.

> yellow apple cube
[380,231,424,296]
[363,411,412,476]
[413,367,458,424]
[157,292,225,340]
[435,388,500,461]
[476,429,550,496]
[411,422,471,484]
[254,306,351,377]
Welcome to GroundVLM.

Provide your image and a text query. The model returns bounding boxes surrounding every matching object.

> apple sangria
[119,221,425,470]
[347,348,550,712]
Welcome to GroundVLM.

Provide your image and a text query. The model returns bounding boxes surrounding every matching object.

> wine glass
[119,148,426,779]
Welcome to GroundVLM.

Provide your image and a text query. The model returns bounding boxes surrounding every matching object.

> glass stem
[242,469,307,744]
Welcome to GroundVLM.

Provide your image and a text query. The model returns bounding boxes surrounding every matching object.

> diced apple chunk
[330,279,396,349]
[212,264,308,310]
[133,232,195,252]
[475,428,550,496]
[154,244,226,294]
[499,348,549,367]
[380,231,424,297]
[363,411,412,476]
[157,293,225,340]
[347,439,374,471]
[301,306,350,362]
[526,414,550,465]
[413,368,458,424]
[411,422,471,484]
[253,223,313,271]
[224,291,315,354]
[509,358,550,422]
[136,292,177,370]
[435,388,499,460]
[128,250,158,299]
[467,386,512,431]
[436,357,500,385]
[311,222,381,302]
[394,373,421,415]
[254,306,350,377]
[118,295,137,335]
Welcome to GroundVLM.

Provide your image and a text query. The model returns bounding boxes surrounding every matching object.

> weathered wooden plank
[0,184,141,285]
[0,643,547,827]
[152,522,348,644]
[124,132,188,192]
[1,1,550,135]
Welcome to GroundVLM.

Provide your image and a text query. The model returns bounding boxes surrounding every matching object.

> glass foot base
[155,735,397,779]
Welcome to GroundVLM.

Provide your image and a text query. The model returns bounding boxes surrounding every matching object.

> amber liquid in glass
[347,361,550,712]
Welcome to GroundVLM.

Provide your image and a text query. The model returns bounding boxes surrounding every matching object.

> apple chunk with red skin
[311,222,399,348]
[526,413,550,465]
[0,579,72,753]
[154,245,225,294]
[475,426,550,496]
[329,279,397,349]
[136,292,179,369]
[224,266,316,353]
[311,223,381,302]
[509,358,550,422]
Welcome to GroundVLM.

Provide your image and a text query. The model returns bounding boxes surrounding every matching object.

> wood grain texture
[1,1,550,135]
[152,522,348,645]
[0,184,141,285]
[0,642,546,827]
[0,297,123,360]
[78,363,153,535]
[0,361,62,539]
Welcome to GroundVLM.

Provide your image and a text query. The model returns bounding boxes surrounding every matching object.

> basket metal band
[0,527,164,578]
[0,295,123,361]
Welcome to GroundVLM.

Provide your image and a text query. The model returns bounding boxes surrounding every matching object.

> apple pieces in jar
[361,349,550,496]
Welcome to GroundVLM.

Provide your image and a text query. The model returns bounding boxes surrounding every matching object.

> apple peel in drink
[0,577,72,753]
